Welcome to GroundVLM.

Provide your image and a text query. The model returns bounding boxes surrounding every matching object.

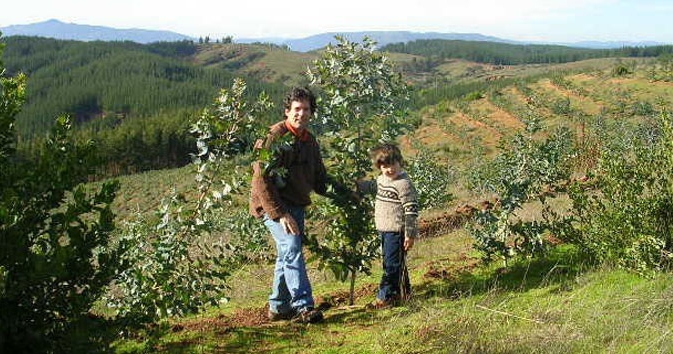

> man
[250,87,326,324]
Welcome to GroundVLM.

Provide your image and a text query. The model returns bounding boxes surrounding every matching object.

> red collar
[284,120,310,142]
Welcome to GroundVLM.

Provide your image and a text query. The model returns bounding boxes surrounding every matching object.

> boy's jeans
[378,231,410,301]
[264,205,314,314]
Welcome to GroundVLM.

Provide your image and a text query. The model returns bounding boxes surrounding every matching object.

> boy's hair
[370,143,404,168]
[283,87,316,113]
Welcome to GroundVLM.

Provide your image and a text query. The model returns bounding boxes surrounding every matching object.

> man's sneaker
[291,307,324,324]
[267,309,295,321]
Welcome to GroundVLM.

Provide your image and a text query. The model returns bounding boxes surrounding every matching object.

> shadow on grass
[159,321,332,353]
[415,244,591,301]
[62,315,134,354]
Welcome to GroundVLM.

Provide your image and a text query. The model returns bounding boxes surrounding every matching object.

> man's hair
[370,143,404,168]
[283,87,316,113]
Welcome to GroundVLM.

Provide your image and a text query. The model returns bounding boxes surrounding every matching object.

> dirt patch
[419,212,470,239]
[449,112,501,148]
[178,315,233,334]
[606,77,635,85]
[570,73,596,83]
[177,306,271,334]
[540,80,603,115]
[418,201,496,239]
[480,100,525,131]
[319,283,379,308]
[504,86,531,107]
[417,124,459,146]
[423,259,480,281]
[230,307,269,327]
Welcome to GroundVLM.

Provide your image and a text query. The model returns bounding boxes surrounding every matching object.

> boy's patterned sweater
[358,171,419,238]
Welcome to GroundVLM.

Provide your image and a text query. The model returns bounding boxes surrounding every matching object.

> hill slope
[80,50,673,353]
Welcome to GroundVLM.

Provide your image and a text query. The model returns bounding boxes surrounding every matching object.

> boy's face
[285,99,312,131]
[379,161,402,179]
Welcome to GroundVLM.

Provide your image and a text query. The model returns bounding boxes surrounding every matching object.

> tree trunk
[349,270,356,306]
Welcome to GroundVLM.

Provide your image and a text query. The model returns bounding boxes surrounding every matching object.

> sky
[1,0,672,44]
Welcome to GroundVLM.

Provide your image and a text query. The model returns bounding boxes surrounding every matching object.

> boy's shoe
[267,309,295,321]
[291,307,324,324]
[365,298,396,310]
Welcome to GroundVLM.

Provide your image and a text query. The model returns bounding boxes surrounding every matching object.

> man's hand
[279,213,300,236]
[404,236,415,251]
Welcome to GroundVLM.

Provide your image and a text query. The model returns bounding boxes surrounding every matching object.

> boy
[357,143,419,309]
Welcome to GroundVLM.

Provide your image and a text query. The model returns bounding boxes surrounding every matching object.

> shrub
[465,91,484,101]
[1,45,123,351]
[103,78,272,324]
[611,65,631,77]
[407,145,455,210]
[467,117,575,265]
[564,112,673,273]
[551,96,572,116]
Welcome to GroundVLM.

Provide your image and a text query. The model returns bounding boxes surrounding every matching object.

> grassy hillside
[191,43,317,87]
[1,37,293,174]
[6,36,653,141]
[404,58,668,166]
[111,230,673,353]
[86,57,673,353]
[102,56,673,222]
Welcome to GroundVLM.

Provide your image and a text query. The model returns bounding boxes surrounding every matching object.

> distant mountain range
[0,19,191,44]
[1,19,668,51]
[237,31,521,52]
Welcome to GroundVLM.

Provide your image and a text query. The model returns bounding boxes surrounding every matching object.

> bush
[407,146,455,210]
[611,64,631,77]
[564,112,673,273]
[306,36,410,304]
[467,117,575,265]
[1,47,123,351]
[103,78,272,324]
[464,91,484,101]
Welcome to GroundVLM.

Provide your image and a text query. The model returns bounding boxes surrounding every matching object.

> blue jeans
[378,231,410,301]
[264,205,314,314]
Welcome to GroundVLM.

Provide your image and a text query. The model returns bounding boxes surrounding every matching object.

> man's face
[285,99,312,131]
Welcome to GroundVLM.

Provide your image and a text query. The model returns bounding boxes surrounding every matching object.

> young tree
[565,111,673,273]
[1,41,122,352]
[306,36,410,304]
[467,117,574,266]
[104,78,274,323]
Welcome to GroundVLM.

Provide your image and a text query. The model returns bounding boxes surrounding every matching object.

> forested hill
[382,39,673,65]
[1,36,287,175]
[4,35,672,177]
[1,37,289,138]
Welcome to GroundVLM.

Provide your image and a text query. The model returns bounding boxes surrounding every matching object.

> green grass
[108,227,673,353]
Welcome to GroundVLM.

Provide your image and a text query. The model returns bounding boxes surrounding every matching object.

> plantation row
[413,58,673,165]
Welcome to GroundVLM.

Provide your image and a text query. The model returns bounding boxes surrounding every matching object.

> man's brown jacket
[249,121,327,220]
